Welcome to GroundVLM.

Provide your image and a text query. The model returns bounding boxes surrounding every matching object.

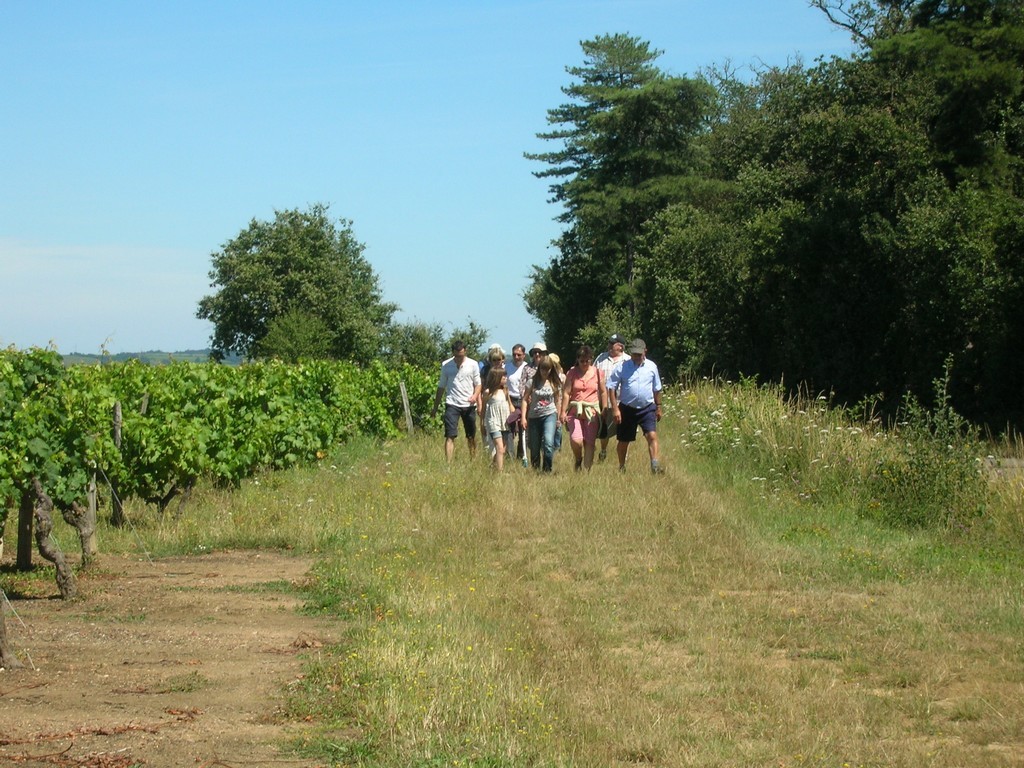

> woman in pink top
[558,345,607,471]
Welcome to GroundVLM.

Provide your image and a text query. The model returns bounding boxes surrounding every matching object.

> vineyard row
[1,349,436,528]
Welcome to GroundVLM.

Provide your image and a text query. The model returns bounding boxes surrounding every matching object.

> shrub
[864,364,990,530]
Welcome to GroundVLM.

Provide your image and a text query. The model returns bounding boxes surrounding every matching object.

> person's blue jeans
[527,413,557,472]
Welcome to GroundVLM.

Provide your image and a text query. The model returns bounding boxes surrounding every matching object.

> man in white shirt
[594,333,626,462]
[505,343,527,460]
[430,340,482,463]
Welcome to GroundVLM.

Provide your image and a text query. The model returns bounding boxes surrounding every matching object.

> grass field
[6,382,1024,767]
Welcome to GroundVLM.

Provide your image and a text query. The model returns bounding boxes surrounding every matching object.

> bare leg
[617,440,629,470]
[570,437,584,470]
[445,437,456,463]
[645,431,660,463]
[493,436,505,470]
[583,440,596,470]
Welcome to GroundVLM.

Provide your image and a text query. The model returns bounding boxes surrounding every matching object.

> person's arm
[607,369,621,423]
[653,366,663,421]
[596,363,608,409]
[431,385,444,417]
[520,382,531,427]
[609,388,622,424]
[431,364,448,417]
[559,375,570,425]
[469,363,482,405]
[479,379,490,416]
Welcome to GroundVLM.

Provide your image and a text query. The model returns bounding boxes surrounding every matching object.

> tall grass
[677,374,1019,542]
[6,382,1023,766]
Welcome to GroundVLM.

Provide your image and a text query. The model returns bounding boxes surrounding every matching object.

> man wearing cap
[594,333,627,462]
[607,338,664,474]
[430,340,482,463]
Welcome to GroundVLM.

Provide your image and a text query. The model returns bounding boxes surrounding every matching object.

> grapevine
[0,350,436,537]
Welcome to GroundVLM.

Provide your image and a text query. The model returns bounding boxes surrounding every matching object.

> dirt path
[1,550,333,767]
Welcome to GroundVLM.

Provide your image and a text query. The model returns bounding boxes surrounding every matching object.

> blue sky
[1,1,854,356]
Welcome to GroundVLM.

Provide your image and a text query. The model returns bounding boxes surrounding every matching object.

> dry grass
[278,405,1024,767]
[16,394,1024,767]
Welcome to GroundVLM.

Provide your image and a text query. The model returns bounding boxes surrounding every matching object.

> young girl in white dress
[482,367,513,471]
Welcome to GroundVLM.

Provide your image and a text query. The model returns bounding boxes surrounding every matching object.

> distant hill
[62,349,242,366]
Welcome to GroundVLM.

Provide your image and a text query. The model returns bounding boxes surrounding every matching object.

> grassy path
[22,401,1022,767]
[280,421,1024,767]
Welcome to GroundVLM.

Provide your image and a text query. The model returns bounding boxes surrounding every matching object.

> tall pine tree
[526,34,715,353]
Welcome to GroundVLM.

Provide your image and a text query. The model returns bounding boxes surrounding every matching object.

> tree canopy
[525,4,1024,430]
[525,34,717,354]
[197,204,396,364]
[379,319,489,367]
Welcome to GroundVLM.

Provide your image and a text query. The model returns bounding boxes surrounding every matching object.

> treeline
[60,349,233,366]
[526,1,1024,431]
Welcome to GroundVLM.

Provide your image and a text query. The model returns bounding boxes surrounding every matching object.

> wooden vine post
[399,381,414,434]
[85,473,99,561]
[16,490,33,571]
[110,401,125,527]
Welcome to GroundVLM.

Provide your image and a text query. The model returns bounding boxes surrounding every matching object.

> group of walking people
[430,334,665,475]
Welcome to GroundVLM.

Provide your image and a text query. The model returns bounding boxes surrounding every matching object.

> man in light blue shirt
[607,338,664,474]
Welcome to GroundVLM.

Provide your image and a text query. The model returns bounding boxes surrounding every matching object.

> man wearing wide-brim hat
[606,338,664,474]
[522,342,548,396]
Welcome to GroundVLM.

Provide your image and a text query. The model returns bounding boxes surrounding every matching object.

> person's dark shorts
[616,403,657,443]
[443,404,477,439]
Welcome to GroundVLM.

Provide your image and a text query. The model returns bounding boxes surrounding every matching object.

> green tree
[666,1,1024,424]
[445,320,489,361]
[380,319,490,369]
[813,0,1024,188]
[254,307,333,363]
[809,0,918,45]
[574,304,641,356]
[793,1,1024,415]
[197,204,396,364]
[525,34,716,353]
[633,203,750,378]
[520,8,1024,427]
[381,320,448,367]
